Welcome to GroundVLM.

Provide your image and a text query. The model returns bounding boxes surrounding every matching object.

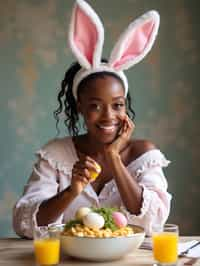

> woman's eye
[113,103,125,110]
[89,103,101,111]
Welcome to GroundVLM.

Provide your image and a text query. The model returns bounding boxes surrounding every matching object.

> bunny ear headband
[69,0,160,100]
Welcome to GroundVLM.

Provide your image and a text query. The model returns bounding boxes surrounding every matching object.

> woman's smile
[96,123,119,134]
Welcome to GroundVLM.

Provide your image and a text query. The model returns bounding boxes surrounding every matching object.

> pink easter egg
[112,211,128,228]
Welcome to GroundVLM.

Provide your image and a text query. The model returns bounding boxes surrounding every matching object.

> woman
[13,0,171,238]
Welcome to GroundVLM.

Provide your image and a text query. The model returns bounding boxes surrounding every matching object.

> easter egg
[112,211,127,228]
[75,207,91,221]
[83,212,105,229]
[89,163,101,180]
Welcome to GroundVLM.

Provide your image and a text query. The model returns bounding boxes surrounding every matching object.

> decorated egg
[75,207,91,221]
[112,211,128,228]
[83,212,105,229]
[89,162,101,180]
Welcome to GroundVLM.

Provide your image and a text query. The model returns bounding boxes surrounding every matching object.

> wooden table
[0,237,199,266]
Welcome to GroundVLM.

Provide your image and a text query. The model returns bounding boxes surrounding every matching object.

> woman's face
[77,75,127,144]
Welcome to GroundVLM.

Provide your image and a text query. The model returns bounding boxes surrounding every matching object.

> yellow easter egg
[89,163,101,180]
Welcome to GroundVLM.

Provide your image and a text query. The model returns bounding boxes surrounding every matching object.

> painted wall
[0,0,199,237]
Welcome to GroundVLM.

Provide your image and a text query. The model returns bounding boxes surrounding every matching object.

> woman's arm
[103,113,171,234]
[103,114,144,214]
[36,185,78,226]
[105,151,143,215]
[37,153,100,225]
[13,153,99,238]
[13,158,63,238]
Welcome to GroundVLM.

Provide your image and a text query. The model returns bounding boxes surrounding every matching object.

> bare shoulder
[128,139,157,161]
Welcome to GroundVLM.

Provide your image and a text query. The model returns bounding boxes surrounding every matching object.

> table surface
[0,237,199,266]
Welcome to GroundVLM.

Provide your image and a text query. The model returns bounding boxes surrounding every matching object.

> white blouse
[13,137,172,239]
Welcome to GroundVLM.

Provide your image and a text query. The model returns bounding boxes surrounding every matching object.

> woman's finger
[75,161,98,173]
[121,119,129,135]
[75,174,90,184]
[123,116,134,134]
[73,167,91,178]
[127,115,135,129]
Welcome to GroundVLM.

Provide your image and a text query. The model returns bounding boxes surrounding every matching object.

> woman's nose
[102,106,114,119]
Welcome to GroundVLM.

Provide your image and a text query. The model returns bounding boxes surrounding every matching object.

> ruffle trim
[32,201,43,236]
[18,199,64,239]
[127,151,171,179]
[16,199,43,239]
[36,149,73,175]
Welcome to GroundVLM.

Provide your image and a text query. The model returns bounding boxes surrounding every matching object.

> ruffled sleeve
[120,149,172,235]
[36,138,74,175]
[12,137,74,239]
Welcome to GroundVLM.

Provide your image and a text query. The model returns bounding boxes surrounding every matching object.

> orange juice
[34,238,60,265]
[152,232,178,263]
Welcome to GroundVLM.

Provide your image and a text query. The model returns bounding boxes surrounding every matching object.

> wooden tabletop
[0,237,199,266]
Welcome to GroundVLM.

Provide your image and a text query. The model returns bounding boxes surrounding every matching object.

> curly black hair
[53,61,135,136]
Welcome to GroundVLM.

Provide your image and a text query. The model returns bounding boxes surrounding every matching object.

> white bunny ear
[68,0,104,69]
[109,10,160,71]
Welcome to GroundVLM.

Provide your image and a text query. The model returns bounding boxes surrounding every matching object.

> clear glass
[152,224,179,266]
[33,226,60,266]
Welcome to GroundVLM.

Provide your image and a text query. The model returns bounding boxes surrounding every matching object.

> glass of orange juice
[152,224,179,266]
[33,226,60,266]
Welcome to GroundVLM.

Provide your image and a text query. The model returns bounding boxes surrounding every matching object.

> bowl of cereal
[60,207,145,261]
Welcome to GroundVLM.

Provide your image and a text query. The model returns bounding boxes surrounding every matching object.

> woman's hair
[53,61,135,136]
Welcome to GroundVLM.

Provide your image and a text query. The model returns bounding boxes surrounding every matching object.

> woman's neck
[73,133,130,158]
[74,133,106,156]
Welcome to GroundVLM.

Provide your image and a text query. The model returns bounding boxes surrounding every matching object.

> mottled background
[0,0,199,237]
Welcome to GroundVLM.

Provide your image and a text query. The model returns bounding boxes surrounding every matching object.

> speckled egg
[83,212,105,229]
[112,211,128,228]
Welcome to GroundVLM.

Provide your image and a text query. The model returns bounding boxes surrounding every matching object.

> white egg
[75,207,91,221]
[83,212,105,229]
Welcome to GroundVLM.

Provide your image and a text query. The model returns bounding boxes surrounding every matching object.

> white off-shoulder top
[13,137,172,238]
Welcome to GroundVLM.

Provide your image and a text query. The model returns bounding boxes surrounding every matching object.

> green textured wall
[0,0,199,237]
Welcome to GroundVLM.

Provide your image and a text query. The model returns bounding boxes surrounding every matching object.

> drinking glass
[33,226,60,266]
[152,224,179,266]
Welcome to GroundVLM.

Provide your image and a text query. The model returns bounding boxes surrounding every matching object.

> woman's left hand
[104,114,135,157]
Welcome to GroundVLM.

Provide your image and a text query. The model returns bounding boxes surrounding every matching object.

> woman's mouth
[96,124,118,134]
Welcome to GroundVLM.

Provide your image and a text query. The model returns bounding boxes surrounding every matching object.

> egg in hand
[89,162,101,180]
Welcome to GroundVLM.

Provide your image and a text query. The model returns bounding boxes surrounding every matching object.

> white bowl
[60,225,145,261]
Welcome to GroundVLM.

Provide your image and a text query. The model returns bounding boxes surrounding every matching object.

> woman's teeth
[98,125,116,132]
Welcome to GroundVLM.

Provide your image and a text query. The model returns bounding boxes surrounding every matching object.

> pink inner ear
[74,6,98,65]
[113,20,155,68]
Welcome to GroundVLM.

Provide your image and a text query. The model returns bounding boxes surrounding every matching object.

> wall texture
[0,0,199,237]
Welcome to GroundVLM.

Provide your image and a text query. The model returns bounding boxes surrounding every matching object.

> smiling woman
[77,74,129,144]
[12,0,171,239]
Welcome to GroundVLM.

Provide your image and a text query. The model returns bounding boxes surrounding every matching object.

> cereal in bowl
[62,207,135,238]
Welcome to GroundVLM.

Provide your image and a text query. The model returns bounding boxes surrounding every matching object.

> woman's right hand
[70,154,100,196]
